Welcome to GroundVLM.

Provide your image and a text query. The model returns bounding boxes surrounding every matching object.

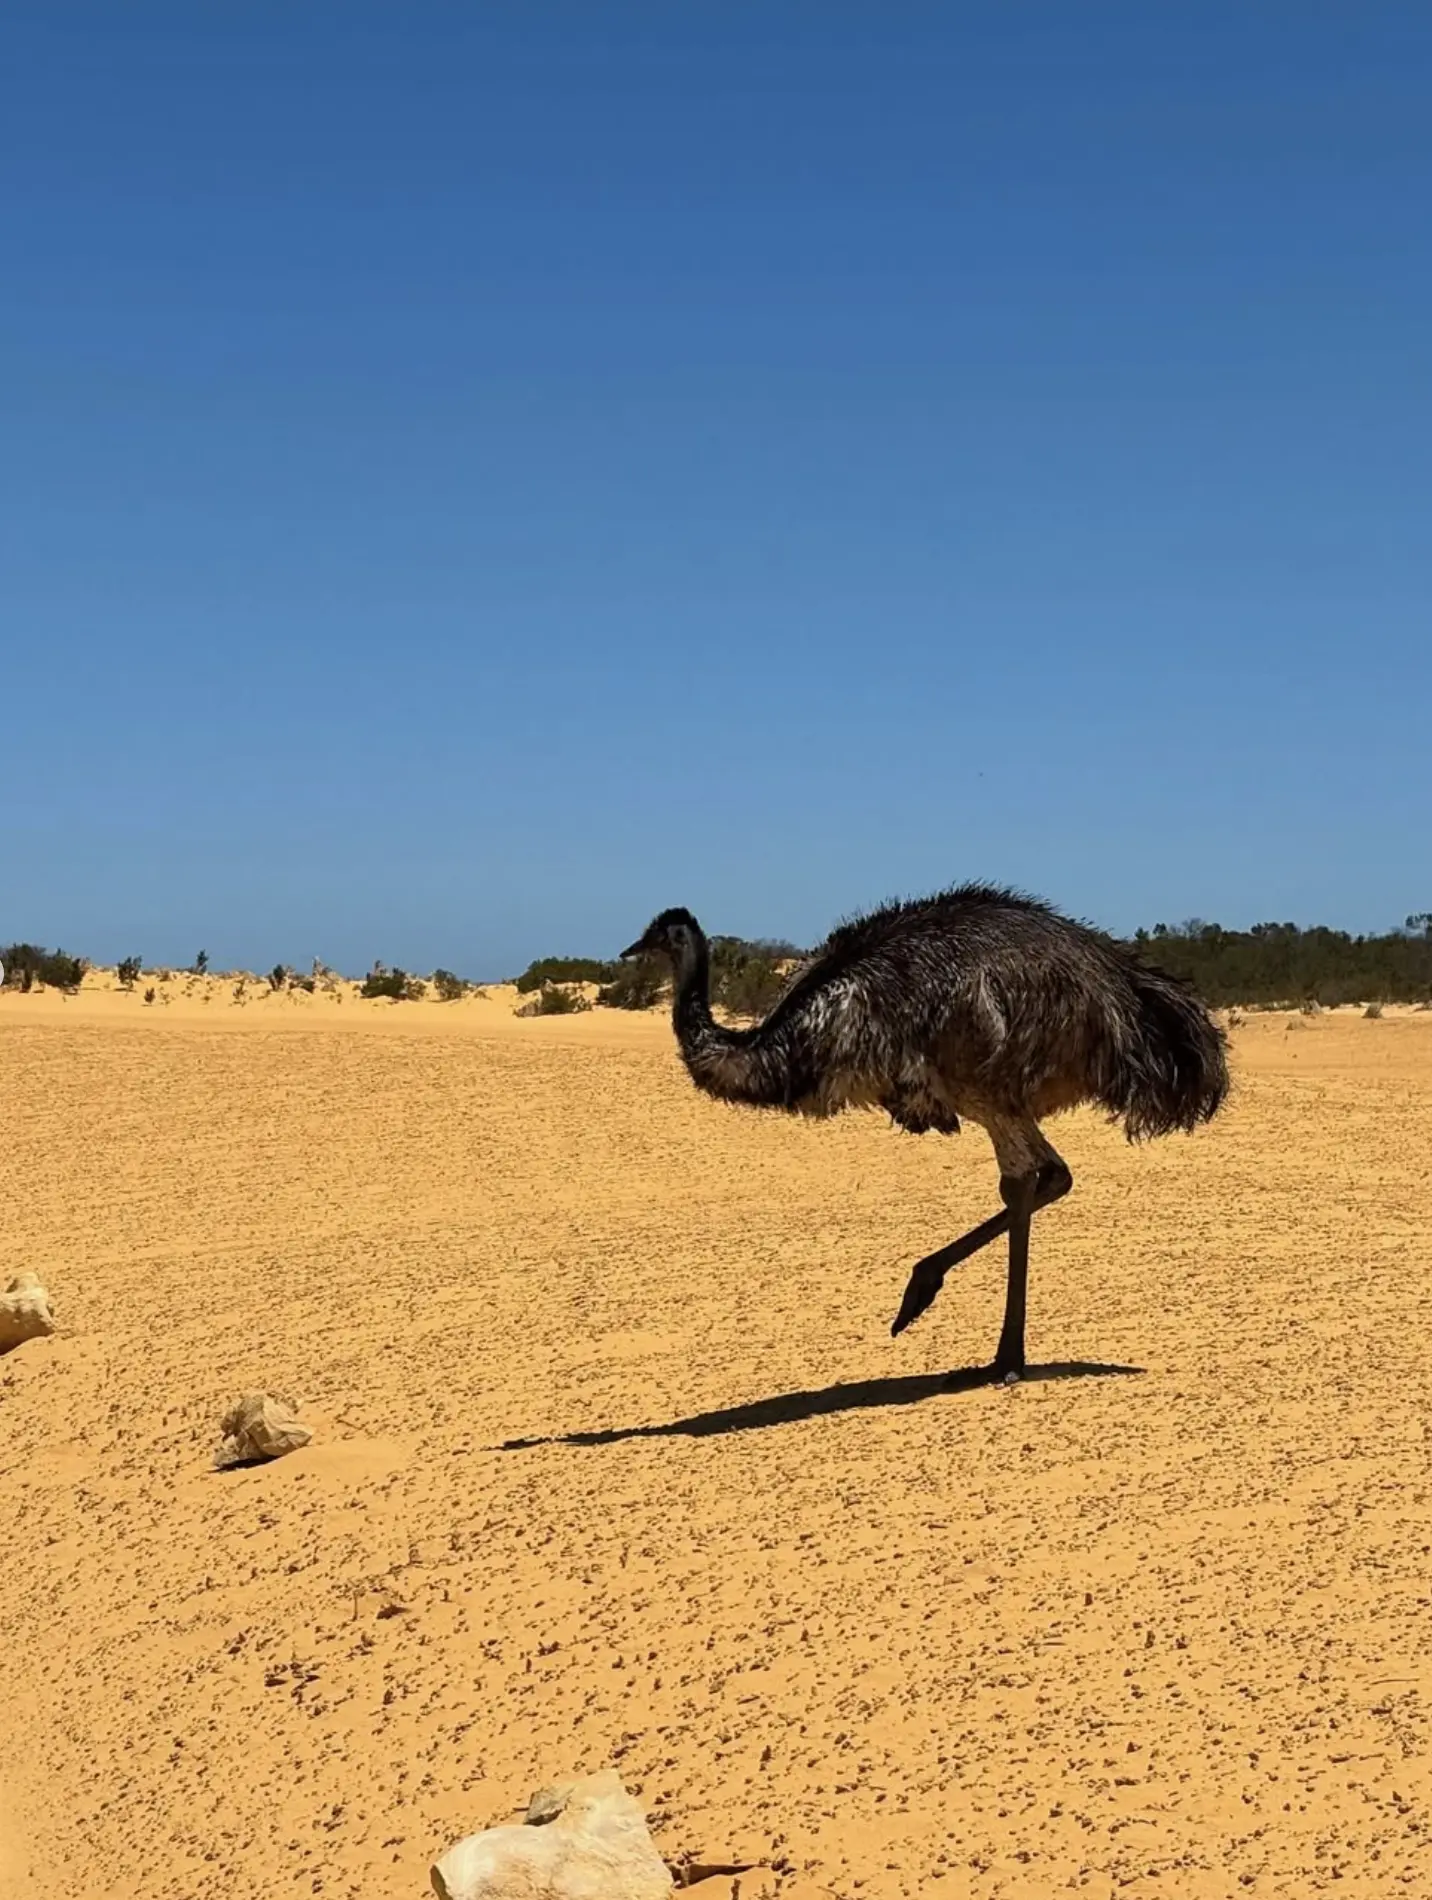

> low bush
[361,964,426,1001]
[1,943,88,992]
[510,935,800,1017]
[596,959,666,1010]
[710,936,791,1020]
[117,955,143,988]
[432,968,470,1002]
[517,983,591,1016]
[514,956,616,994]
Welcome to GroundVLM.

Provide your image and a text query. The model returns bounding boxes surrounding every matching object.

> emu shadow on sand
[622,884,1228,1382]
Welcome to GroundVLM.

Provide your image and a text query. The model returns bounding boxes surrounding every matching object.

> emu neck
[672,933,741,1055]
[667,929,796,1110]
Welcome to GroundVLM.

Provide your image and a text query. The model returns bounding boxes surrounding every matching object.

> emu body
[622,885,1228,1378]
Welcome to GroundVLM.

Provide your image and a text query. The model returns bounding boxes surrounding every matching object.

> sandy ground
[2,983,1431,1899]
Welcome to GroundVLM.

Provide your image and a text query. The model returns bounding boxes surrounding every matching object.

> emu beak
[619,939,646,962]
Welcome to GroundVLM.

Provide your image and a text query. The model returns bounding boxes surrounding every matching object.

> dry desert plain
[2,974,1432,1899]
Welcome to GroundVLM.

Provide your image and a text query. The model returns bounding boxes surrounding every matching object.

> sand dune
[3,993,1431,1897]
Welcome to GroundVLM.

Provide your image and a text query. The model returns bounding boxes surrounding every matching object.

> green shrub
[193,950,210,976]
[516,983,591,1016]
[718,961,787,1019]
[117,956,143,988]
[361,964,426,1001]
[514,956,616,994]
[432,969,470,1002]
[710,937,790,1020]
[539,983,590,1014]
[511,937,798,1017]
[2,944,88,992]
[596,959,666,1010]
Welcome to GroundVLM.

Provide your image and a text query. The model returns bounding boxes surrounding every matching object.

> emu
[620,885,1228,1380]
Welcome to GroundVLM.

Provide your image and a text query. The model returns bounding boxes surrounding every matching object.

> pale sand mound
[2,1005,1431,1897]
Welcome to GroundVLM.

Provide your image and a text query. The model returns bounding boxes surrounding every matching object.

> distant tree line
[6,915,1431,1012]
[1131,915,1432,1008]
[516,916,1432,1014]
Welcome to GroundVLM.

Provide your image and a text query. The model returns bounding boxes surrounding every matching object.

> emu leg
[890,1211,1010,1336]
[993,1156,1073,1379]
[992,1173,1036,1378]
[889,1157,1072,1340]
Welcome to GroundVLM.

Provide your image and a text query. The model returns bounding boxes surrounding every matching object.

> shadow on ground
[499,1361,1144,1450]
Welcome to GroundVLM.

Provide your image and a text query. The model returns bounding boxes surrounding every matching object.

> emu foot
[890,1209,1012,1338]
[890,1255,947,1336]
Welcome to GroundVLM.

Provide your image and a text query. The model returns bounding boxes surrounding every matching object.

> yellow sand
[3,982,1431,1898]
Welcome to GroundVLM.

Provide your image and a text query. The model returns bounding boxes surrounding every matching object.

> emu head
[620,907,702,965]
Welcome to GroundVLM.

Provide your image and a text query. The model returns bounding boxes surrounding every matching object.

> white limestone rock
[214,1392,312,1469]
[0,1272,55,1353]
[431,1770,673,1900]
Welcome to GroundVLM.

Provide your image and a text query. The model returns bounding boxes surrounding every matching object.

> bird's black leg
[889,1152,1072,1342]
[889,1210,1011,1336]
[992,1156,1072,1381]
[992,1172,1036,1379]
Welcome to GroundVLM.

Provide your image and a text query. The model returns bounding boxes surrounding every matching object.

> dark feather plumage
[629,883,1227,1137]
[624,882,1229,1371]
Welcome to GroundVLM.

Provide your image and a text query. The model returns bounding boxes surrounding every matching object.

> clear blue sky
[5,6,1429,978]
